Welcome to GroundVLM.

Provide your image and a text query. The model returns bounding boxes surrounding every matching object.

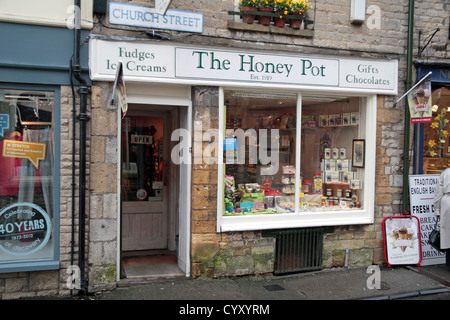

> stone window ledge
[227,20,314,38]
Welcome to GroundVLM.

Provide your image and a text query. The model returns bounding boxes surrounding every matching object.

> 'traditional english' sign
[409,174,446,266]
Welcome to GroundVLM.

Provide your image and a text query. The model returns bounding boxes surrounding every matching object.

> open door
[119,103,191,279]
[121,112,169,251]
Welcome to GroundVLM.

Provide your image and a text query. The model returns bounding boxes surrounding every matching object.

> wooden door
[121,112,169,251]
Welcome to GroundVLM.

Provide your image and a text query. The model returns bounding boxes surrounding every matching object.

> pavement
[18,264,448,318]
[90,264,450,301]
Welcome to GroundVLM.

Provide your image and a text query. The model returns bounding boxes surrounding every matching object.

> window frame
[217,88,376,232]
[0,83,60,273]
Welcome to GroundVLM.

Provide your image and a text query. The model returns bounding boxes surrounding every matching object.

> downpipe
[402,0,414,212]
[72,0,90,295]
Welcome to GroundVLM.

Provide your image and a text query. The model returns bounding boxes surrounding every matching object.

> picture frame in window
[352,139,365,168]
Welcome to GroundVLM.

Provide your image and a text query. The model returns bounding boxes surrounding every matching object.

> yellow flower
[430,151,436,156]
[428,140,437,148]
[430,122,439,129]
[443,130,449,137]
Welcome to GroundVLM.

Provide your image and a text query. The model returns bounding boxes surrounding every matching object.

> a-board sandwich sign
[409,174,446,266]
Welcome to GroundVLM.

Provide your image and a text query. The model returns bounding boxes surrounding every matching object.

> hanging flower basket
[240,6,257,24]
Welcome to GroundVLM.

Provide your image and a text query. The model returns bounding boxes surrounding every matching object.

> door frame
[116,84,192,280]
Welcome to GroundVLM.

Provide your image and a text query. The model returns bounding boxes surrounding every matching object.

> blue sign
[224,138,237,151]
[109,2,203,34]
[417,65,450,84]
[0,113,9,138]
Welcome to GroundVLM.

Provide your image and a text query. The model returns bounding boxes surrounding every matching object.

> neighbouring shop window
[222,90,366,216]
[0,87,58,272]
[422,85,450,174]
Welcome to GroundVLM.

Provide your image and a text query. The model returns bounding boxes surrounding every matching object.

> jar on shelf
[302,180,313,194]
[345,189,351,198]
[351,190,358,202]
[313,173,322,194]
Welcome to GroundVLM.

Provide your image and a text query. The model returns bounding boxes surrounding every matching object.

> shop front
[0,21,89,277]
[89,37,398,279]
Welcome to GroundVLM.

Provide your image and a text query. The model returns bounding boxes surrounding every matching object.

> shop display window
[223,91,297,215]
[221,90,366,217]
[0,87,58,271]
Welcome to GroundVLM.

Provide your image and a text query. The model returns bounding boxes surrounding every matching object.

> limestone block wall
[87,82,119,291]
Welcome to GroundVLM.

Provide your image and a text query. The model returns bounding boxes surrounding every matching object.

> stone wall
[87,83,119,291]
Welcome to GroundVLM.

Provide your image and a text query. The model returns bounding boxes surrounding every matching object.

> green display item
[239,190,265,203]
[222,208,283,216]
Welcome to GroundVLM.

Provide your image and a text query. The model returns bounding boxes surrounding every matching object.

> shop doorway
[120,104,188,280]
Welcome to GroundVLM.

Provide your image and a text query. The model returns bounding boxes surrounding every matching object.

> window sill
[0,260,59,274]
[227,20,314,38]
[219,210,373,232]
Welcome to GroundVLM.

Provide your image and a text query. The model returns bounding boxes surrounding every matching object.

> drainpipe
[402,0,414,213]
[73,0,90,294]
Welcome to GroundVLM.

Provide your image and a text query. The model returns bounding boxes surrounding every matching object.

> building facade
[0,0,449,298]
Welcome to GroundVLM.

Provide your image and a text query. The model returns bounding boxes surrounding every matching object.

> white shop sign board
[409,174,446,266]
[89,39,398,95]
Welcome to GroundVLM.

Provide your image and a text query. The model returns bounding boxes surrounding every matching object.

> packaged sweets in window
[282,175,290,185]
[282,165,295,174]
[313,173,322,194]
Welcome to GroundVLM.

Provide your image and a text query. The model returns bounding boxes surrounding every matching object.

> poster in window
[383,215,422,267]
[0,202,52,257]
[352,139,365,168]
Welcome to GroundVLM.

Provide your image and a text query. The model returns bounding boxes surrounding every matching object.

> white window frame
[217,88,377,232]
